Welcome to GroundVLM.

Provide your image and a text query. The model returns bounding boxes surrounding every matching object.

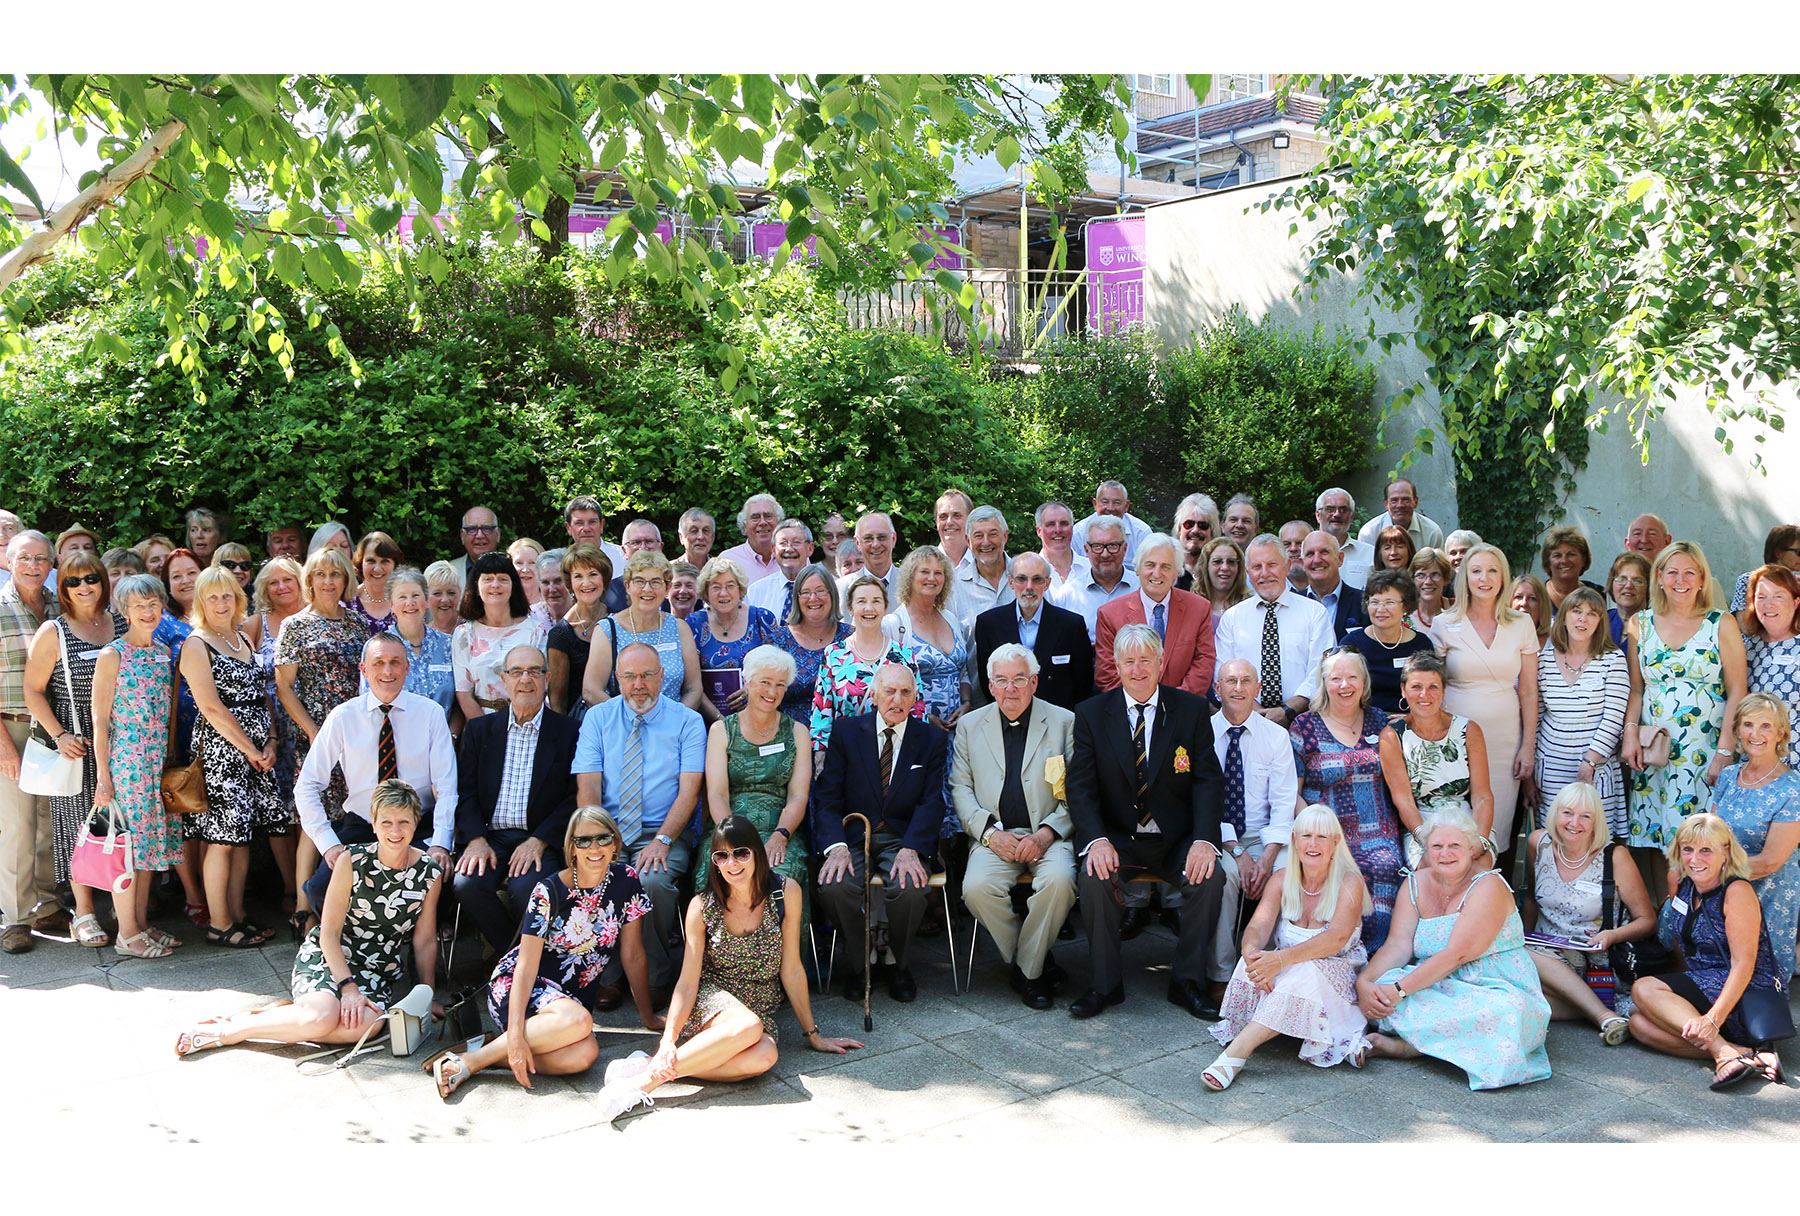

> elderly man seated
[814,662,950,1004]
[952,644,1078,1009]
[452,645,581,959]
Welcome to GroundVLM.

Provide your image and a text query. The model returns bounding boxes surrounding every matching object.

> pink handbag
[70,804,134,895]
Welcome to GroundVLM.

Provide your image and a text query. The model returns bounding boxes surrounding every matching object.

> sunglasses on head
[571,832,616,850]
[65,572,106,588]
[711,846,755,865]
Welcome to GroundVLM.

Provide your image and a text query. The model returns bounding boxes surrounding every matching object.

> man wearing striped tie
[1065,623,1226,1021]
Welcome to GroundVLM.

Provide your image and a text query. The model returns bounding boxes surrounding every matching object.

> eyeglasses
[628,577,666,591]
[462,524,497,534]
[711,846,755,865]
[1088,542,1124,555]
[220,560,253,572]
[991,676,1034,690]
[503,666,547,678]
[571,832,616,850]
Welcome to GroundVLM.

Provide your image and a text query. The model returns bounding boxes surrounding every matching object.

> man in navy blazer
[1300,530,1365,642]
[814,663,949,1004]
[974,553,1094,711]
[452,646,580,956]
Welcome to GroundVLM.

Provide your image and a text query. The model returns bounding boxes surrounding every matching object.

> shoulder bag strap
[1600,843,1617,934]
[57,620,84,736]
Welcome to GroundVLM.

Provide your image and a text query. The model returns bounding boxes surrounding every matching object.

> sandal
[145,927,180,949]
[1756,1051,1786,1085]
[1709,1053,1761,1091]
[1348,1044,1369,1069]
[1600,1016,1630,1046]
[290,909,318,943]
[204,923,264,949]
[1201,1052,1247,1091]
[184,901,209,927]
[115,931,173,959]
[175,1017,229,1058]
[72,912,110,948]
[236,920,275,945]
[433,1051,469,1101]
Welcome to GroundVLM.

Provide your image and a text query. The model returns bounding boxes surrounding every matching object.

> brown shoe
[1,924,33,954]
[31,908,70,936]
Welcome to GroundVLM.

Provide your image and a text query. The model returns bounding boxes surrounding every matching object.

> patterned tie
[1133,703,1152,826]
[880,726,895,800]
[377,703,398,782]
[780,579,794,623]
[1258,599,1282,708]
[1224,724,1247,834]
[1152,600,1166,641]
[619,712,646,833]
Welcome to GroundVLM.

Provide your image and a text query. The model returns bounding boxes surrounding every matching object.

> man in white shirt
[935,488,973,570]
[745,519,816,621]
[1315,487,1374,586]
[719,493,783,584]
[1213,535,1336,727]
[839,511,899,604]
[563,495,628,585]
[1070,480,1153,570]
[951,506,1014,630]
[1208,659,1298,1003]
[1034,501,1091,593]
[1354,478,1444,554]
[298,633,458,911]
[1049,516,1138,643]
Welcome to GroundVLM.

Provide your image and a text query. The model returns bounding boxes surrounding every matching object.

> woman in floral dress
[1379,652,1494,867]
[809,574,924,756]
[430,807,661,1099]
[91,575,183,958]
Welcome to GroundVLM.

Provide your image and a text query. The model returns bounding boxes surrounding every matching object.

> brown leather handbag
[1635,724,1672,769]
[160,756,208,817]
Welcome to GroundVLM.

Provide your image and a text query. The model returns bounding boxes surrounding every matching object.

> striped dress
[1533,643,1631,838]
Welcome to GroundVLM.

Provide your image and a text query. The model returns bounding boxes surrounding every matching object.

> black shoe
[1068,985,1125,1019]
[1118,907,1152,942]
[887,967,918,1003]
[1041,953,1069,992]
[1021,973,1055,1010]
[1007,964,1028,995]
[1167,979,1218,1020]
[592,984,625,1012]
[840,968,867,1002]
[1158,908,1182,932]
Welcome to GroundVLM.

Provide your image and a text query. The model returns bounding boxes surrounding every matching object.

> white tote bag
[19,625,83,798]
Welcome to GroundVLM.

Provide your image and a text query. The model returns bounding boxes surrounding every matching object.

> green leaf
[996,134,1019,170]
[0,145,46,216]
[271,241,303,286]
[393,75,455,138]
[200,199,237,241]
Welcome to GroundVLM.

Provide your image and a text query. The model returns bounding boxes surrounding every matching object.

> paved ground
[6,911,1795,1147]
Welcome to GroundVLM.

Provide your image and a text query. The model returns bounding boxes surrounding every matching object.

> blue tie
[1152,600,1166,641]
[780,580,794,623]
[1223,724,1247,835]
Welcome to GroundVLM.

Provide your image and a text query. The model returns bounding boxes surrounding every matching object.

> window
[1134,74,1174,97]
[1217,73,1268,103]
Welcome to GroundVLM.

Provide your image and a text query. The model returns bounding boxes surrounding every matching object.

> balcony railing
[840,267,1119,358]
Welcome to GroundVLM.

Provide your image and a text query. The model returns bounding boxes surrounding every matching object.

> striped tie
[879,726,895,800]
[1133,703,1151,826]
[619,712,646,836]
[377,704,398,782]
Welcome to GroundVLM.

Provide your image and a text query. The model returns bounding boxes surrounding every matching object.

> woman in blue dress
[771,564,850,726]
[1709,693,1800,980]
[687,556,779,724]
[883,546,971,835]
[1357,809,1552,1090]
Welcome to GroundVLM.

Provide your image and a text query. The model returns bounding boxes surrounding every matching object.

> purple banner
[569,214,674,245]
[752,222,818,262]
[1086,216,1145,332]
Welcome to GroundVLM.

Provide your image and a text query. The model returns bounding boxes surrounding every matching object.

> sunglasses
[220,560,254,572]
[571,832,616,850]
[711,846,755,865]
[65,572,106,588]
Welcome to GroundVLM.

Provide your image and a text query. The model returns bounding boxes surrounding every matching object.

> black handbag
[1602,844,1674,987]
[1671,876,1796,1046]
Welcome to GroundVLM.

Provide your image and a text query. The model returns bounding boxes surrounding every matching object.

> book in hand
[1523,930,1602,954]
[702,667,742,712]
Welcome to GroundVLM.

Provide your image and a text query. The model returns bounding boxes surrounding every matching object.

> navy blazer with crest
[455,705,581,850]
[1066,683,1223,883]
[812,710,948,860]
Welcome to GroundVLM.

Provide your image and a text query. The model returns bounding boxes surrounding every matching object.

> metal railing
[839,267,1098,358]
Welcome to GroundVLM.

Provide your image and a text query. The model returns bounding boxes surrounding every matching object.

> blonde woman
[1203,805,1372,1089]
[423,560,463,636]
[210,541,256,592]
[509,537,545,606]
[1708,692,1800,980]
[883,545,972,735]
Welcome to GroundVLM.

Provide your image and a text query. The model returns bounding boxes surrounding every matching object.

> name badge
[757,742,786,757]
[1051,654,1071,665]
[78,649,105,661]
[1778,654,1800,666]
[1574,880,1603,895]
[401,889,425,901]
[430,664,453,673]
[151,654,171,664]
[1364,734,1381,745]
[1392,657,1409,668]
[1447,624,1464,634]
[655,641,678,653]
[1671,896,1689,916]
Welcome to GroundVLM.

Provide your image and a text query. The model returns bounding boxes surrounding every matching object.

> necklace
[1368,629,1407,650]
[1738,764,1782,790]
[202,626,246,654]
[1554,844,1594,870]
[1301,877,1326,896]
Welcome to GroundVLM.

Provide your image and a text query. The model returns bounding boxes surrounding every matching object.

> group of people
[1,478,1795,1115]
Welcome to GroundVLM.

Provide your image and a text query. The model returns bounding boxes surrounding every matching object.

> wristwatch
[773,826,792,841]
[1228,844,1245,858]
[981,825,999,849]
[654,833,672,846]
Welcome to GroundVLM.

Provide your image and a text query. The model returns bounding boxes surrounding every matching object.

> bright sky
[2,85,104,213]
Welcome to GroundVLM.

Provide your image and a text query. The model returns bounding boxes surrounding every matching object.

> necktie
[1258,599,1282,708]
[1224,723,1247,834]
[780,579,794,623]
[1152,600,1166,641]
[619,712,646,832]
[1133,703,1151,826]
[879,726,895,799]
[377,703,398,782]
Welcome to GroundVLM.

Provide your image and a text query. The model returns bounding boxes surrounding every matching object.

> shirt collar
[1016,599,1040,625]
[365,691,407,716]
[508,702,546,733]
[619,694,664,725]
[1123,686,1160,716]
[876,712,908,744]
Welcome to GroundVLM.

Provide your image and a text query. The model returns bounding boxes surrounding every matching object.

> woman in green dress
[699,645,812,912]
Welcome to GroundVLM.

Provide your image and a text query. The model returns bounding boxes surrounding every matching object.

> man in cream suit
[951,643,1078,1010]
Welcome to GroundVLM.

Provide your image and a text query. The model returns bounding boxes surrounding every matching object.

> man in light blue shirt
[573,642,706,995]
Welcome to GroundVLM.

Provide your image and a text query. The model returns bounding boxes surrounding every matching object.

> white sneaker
[604,1050,649,1086]
[596,1080,654,1123]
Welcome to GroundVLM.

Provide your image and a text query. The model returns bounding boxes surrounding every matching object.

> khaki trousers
[962,834,1077,980]
[0,718,58,926]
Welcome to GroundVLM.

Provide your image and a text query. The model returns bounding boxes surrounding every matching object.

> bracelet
[804,1025,821,1037]
[773,826,792,841]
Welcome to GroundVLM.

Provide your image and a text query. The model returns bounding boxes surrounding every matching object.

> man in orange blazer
[1095,532,1215,698]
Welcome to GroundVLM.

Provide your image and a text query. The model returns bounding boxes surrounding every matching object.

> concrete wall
[1143,178,1800,583]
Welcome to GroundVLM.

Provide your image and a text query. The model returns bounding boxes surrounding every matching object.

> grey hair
[388,565,429,596]
[774,518,813,543]
[423,559,462,593]
[1445,528,1483,550]
[624,518,662,546]
[1112,621,1163,663]
[112,573,167,615]
[1244,532,1285,561]
[1034,500,1073,528]
[1086,516,1126,543]
[967,505,1008,534]
[986,641,1040,680]
[308,521,350,556]
[1420,807,1485,850]
[7,529,50,559]
[1224,493,1258,516]
[535,549,565,579]
[736,493,783,535]
[1134,532,1180,572]
[1173,493,1220,532]
[1314,487,1356,513]
[787,563,840,626]
[742,643,797,687]
[362,631,409,662]
[1095,480,1128,498]
[678,506,715,530]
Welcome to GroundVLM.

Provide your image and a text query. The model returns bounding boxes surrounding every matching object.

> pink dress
[1429,613,1538,842]
[1211,916,1369,1067]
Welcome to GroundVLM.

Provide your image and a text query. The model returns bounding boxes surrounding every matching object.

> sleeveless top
[1395,714,1473,817]
[1530,835,1604,942]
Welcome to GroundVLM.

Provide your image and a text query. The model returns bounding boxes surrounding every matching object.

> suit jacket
[1306,580,1365,643]
[949,700,1075,842]
[455,705,581,849]
[1066,684,1223,882]
[1094,587,1216,697]
[813,711,948,859]
[973,601,1094,711]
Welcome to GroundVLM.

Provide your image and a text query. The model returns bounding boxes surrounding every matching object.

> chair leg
[941,883,960,994]
[437,902,462,986]
[965,909,982,993]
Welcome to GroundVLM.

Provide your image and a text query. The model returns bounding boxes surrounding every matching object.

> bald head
[1626,514,1672,556]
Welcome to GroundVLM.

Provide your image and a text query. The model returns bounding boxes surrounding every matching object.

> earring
[1398,696,1410,711]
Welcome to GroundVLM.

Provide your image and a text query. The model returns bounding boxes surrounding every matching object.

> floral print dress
[773,622,851,725]
[105,637,183,871]
[682,884,789,1041]
[486,863,651,1025]
[275,610,366,817]
[1394,714,1473,866]
[1744,633,1800,770]
[1212,914,1369,1067]
[186,634,287,845]
[1293,708,1403,951]
[1710,765,1800,980]
[291,844,443,1008]
[1627,610,1726,849]
[807,637,925,752]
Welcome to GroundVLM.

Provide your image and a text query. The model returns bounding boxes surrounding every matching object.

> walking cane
[841,811,874,1031]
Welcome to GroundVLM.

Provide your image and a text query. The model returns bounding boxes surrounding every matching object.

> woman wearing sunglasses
[210,543,257,592]
[591,815,862,1122]
[431,805,662,1099]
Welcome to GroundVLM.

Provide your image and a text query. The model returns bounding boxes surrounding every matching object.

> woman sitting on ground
[1357,809,1553,1090]
[1203,805,1372,1090]
[174,780,443,1057]
[1628,814,1791,1088]
[430,806,663,1099]
[590,816,862,1123]
[1521,782,1655,1044]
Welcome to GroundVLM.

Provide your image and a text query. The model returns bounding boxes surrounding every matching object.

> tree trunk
[535,193,570,261]
[0,119,186,295]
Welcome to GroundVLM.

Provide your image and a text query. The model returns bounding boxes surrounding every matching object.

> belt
[0,712,31,723]
[475,696,508,711]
